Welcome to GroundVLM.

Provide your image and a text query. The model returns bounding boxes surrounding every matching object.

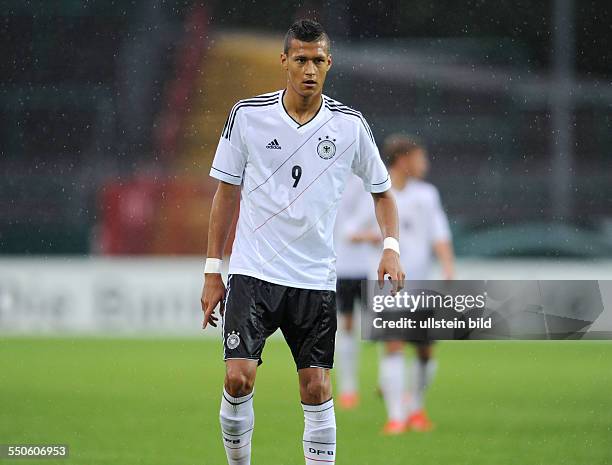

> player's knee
[225,368,254,397]
[301,377,330,403]
[416,344,433,361]
[343,315,354,332]
[385,340,404,354]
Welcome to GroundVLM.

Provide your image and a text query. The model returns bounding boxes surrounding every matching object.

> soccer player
[380,134,454,434]
[334,175,379,409]
[200,20,405,465]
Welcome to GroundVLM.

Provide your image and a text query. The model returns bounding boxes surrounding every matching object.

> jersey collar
[278,89,325,132]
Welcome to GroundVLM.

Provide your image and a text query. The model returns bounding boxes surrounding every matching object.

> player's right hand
[201,273,226,329]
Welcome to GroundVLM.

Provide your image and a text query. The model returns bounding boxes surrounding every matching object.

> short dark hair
[383,134,424,167]
[283,19,330,54]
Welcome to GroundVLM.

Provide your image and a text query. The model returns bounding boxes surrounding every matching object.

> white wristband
[204,258,222,274]
[383,237,400,255]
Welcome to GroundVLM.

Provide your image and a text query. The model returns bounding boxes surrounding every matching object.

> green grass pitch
[1,338,611,465]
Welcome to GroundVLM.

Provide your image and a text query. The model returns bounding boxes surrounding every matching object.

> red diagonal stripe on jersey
[260,199,337,267]
[253,139,356,232]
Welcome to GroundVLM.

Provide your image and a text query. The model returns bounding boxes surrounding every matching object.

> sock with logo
[302,398,336,464]
[408,358,437,414]
[380,352,405,422]
[219,388,254,465]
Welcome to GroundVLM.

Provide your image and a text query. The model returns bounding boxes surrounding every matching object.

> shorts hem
[229,268,336,291]
[297,364,334,370]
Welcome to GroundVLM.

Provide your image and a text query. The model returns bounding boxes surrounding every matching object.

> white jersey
[210,90,391,290]
[393,180,451,279]
[334,175,378,279]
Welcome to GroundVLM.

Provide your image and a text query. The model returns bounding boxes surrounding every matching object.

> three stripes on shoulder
[222,92,280,140]
[221,91,374,143]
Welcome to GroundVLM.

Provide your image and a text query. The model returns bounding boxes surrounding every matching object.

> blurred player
[200,20,404,465]
[381,135,454,434]
[351,135,454,434]
[334,175,379,409]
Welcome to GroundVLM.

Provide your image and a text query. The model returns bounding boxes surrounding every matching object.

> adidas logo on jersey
[266,139,281,149]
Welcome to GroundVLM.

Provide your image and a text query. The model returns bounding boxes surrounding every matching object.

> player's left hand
[377,249,405,295]
[201,273,226,329]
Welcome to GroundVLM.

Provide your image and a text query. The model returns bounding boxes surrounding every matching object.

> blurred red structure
[154,4,210,159]
[98,176,237,255]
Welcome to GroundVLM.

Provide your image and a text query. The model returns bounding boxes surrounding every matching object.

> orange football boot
[406,410,434,432]
[382,420,408,435]
[338,392,359,410]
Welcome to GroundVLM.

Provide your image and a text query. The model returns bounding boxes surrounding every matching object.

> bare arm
[201,181,241,329]
[372,190,399,239]
[371,190,405,293]
[433,240,455,280]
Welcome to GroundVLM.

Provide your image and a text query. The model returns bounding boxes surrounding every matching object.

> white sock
[336,331,358,394]
[302,398,336,464]
[379,352,405,422]
[408,358,437,414]
[219,388,254,465]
